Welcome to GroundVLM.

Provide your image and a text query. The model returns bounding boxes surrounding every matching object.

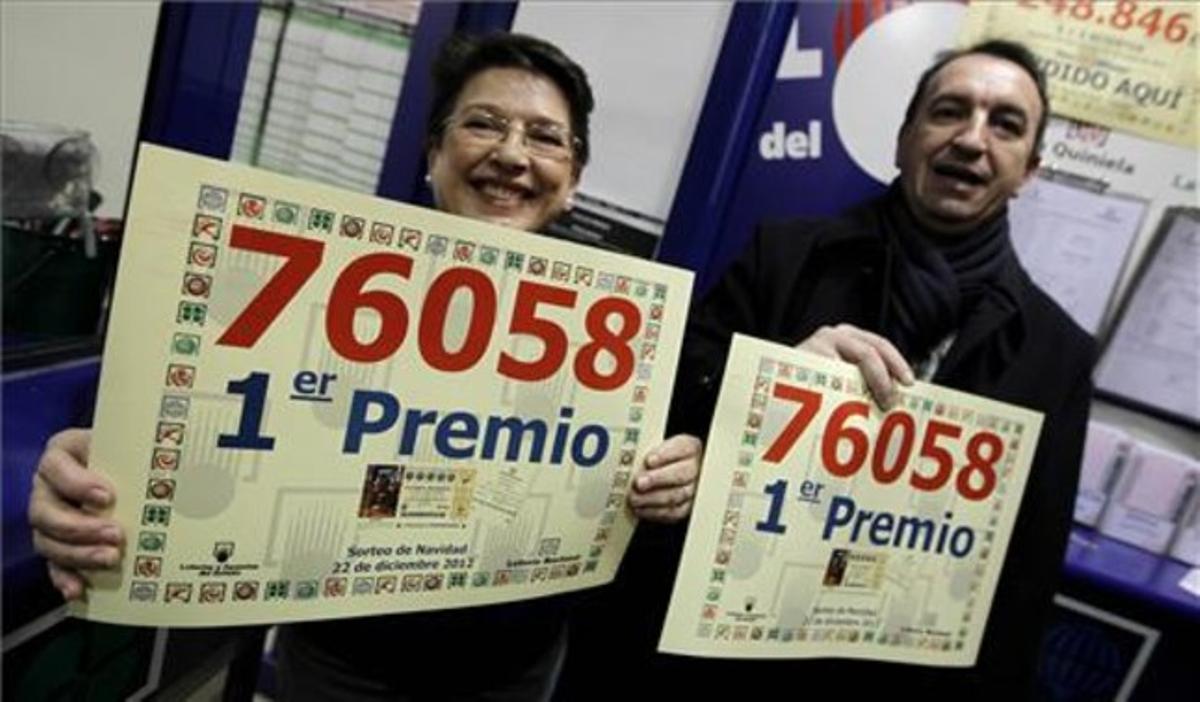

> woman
[28,32,703,700]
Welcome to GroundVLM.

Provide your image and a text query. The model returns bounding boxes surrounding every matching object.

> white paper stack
[1098,442,1199,555]
[1074,421,1131,527]
[1169,461,1200,566]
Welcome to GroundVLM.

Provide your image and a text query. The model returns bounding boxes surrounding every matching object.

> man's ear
[1018,153,1042,190]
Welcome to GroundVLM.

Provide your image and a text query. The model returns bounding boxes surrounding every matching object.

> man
[565,39,1093,698]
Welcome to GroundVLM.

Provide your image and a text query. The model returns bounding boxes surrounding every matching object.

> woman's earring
[424,173,433,186]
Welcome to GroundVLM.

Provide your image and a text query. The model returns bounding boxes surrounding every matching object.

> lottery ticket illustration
[76,144,692,626]
[659,335,1043,666]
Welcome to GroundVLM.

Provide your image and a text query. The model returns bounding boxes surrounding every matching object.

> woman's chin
[473,209,540,233]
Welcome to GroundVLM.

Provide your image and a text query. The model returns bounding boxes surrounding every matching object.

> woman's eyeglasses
[447,108,579,163]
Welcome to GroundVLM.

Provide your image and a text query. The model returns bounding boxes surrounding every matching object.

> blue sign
[700,0,965,290]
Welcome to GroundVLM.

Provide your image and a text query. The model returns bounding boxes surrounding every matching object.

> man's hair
[426,32,595,171]
[901,39,1050,157]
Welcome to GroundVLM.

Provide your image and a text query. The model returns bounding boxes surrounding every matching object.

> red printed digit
[821,401,870,477]
[1111,0,1136,29]
[957,431,1003,501]
[418,267,497,372]
[498,281,577,382]
[574,297,640,391]
[1136,6,1163,37]
[762,383,823,464]
[911,419,961,492]
[1164,12,1191,43]
[871,411,916,484]
[326,253,413,362]
[1069,0,1093,20]
[216,226,324,348]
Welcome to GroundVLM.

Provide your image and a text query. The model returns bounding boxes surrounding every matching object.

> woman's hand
[27,429,124,600]
[797,324,914,410]
[628,434,704,523]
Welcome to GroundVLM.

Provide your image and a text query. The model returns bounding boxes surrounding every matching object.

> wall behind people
[1,1,160,218]
[512,1,731,256]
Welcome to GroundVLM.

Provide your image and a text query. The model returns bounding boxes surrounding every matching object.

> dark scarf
[880,181,1017,363]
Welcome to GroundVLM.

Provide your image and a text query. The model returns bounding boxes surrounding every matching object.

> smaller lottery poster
[659,335,1043,666]
[76,144,691,627]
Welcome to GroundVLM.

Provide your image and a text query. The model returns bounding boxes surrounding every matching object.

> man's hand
[628,434,704,523]
[28,429,124,600]
[797,324,914,409]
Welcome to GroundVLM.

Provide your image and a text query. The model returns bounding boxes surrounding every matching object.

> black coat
[563,203,1095,699]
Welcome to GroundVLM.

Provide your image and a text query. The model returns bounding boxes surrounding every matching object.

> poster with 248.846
[660,335,1043,666]
[76,144,692,627]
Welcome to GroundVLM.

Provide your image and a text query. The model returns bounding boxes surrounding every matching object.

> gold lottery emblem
[151,448,180,471]
[188,243,217,268]
[165,364,195,388]
[370,223,394,245]
[165,583,192,603]
[155,423,185,447]
[340,216,365,238]
[192,214,222,240]
[134,556,162,578]
[238,194,266,219]
[200,583,226,603]
[182,273,212,298]
[399,227,423,250]
[233,581,259,601]
[147,479,176,501]
[324,578,347,597]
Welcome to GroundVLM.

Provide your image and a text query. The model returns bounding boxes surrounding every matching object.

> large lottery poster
[659,335,1043,666]
[959,0,1198,148]
[75,145,691,627]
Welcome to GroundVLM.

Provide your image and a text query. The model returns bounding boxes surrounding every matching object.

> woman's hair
[426,32,595,169]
